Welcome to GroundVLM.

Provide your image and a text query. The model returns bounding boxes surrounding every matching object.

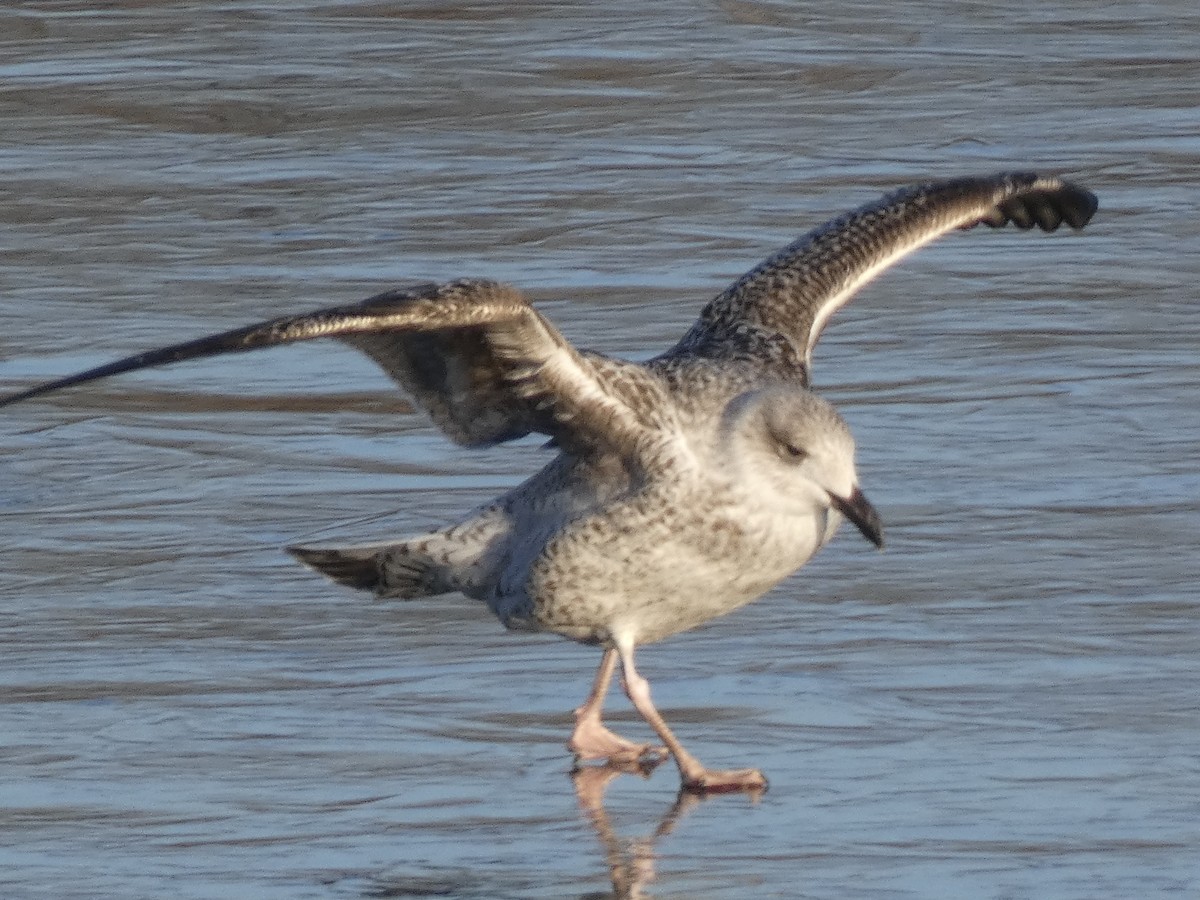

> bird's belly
[524,506,830,646]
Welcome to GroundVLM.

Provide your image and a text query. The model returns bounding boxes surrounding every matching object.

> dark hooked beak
[829,486,884,549]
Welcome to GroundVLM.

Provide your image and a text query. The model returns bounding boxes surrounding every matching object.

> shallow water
[2,2,1199,897]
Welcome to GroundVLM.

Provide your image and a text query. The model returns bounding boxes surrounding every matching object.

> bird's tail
[288,541,455,599]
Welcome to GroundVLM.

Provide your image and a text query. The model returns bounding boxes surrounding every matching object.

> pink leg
[615,638,767,794]
[568,647,667,765]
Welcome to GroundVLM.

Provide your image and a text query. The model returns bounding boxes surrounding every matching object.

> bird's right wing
[0,279,674,459]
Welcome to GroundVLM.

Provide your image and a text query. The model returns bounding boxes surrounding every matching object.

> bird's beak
[829,486,884,549]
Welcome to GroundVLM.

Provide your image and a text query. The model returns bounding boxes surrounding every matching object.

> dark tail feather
[288,543,449,599]
[288,545,381,592]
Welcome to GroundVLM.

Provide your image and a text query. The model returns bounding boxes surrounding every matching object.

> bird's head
[719,385,883,548]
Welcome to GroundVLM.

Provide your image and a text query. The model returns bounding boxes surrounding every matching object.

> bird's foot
[681,766,768,795]
[568,716,668,769]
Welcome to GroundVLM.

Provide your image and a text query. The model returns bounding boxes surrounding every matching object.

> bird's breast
[522,486,829,645]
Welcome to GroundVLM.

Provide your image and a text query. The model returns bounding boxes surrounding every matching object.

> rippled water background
[1,2,1198,898]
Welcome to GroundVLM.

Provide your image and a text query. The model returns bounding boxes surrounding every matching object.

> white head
[719,386,883,548]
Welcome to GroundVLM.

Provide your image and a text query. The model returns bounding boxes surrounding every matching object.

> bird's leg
[615,639,767,794]
[569,647,668,766]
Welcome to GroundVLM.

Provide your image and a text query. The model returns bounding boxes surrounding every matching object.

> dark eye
[780,442,808,462]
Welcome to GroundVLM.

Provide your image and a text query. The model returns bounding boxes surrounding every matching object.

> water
[2,2,1199,897]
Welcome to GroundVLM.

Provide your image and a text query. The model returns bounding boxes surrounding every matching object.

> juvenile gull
[0,173,1097,793]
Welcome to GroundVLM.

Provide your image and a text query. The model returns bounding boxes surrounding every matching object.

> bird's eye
[780,442,808,462]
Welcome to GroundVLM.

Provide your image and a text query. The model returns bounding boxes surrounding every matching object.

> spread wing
[0,279,673,457]
[669,172,1099,383]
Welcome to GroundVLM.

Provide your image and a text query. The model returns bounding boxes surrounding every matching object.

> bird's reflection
[572,761,763,899]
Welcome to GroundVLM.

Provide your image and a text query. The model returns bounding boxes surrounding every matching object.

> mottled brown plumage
[1,173,1097,792]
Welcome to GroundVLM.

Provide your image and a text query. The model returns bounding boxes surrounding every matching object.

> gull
[0,173,1097,793]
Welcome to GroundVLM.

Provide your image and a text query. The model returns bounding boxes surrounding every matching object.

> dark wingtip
[977,175,1098,233]
[0,384,51,409]
[0,331,260,409]
[1058,184,1100,230]
[0,356,152,409]
[0,306,363,410]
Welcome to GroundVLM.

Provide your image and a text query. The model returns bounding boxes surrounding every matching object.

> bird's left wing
[669,172,1098,384]
[0,279,672,459]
